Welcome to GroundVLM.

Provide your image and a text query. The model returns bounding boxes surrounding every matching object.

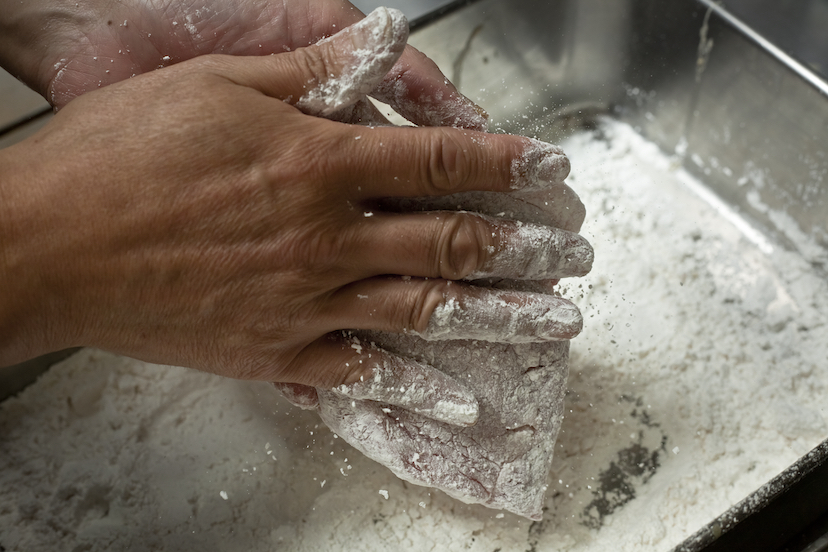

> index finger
[339,125,571,198]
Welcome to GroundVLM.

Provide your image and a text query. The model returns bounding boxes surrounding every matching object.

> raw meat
[318,334,569,520]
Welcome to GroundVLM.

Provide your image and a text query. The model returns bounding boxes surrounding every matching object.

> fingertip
[296,7,409,117]
[511,183,587,233]
[373,45,489,129]
[560,232,594,278]
[510,138,571,190]
[463,217,593,281]
[550,300,584,340]
[331,343,480,426]
[274,382,320,410]
[466,100,490,131]
[417,287,584,343]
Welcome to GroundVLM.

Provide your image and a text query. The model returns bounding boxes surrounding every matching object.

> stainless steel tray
[2,1,826,549]
[408,0,828,550]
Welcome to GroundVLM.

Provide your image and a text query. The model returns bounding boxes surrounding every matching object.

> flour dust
[1,118,827,551]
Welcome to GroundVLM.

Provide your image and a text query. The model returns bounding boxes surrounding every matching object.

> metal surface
[410,0,828,268]
[672,0,828,267]
[408,0,828,549]
[675,438,828,551]
[722,0,828,80]
[1,0,826,547]
[351,0,453,20]
[0,349,80,402]
[0,68,50,133]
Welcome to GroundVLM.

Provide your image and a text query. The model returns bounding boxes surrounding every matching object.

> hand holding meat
[0,10,591,393]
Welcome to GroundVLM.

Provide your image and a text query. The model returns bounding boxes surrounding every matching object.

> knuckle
[405,280,454,334]
[247,308,308,352]
[291,225,352,275]
[239,354,281,381]
[266,129,344,188]
[216,344,285,382]
[433,213,492,280]
[422,129,472,194]
[310,333,368,388]
[281,302,319,337]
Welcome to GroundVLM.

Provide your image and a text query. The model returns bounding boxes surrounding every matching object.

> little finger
[284,333,478,426]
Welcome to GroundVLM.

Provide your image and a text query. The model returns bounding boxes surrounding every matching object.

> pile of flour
[2,119,827,551]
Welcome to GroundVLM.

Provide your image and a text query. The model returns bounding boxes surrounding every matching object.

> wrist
[0,0,94,102]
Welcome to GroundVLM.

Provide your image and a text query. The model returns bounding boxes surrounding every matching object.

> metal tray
[407,0,828,550]
[2,1,826,549]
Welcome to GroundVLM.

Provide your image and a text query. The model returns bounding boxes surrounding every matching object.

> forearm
[0,141,67,366]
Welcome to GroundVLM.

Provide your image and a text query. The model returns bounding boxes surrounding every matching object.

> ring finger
[344,210,593,282]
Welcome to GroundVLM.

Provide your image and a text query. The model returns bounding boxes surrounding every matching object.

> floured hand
[0,10,591,397]
[0,0,486,129]
[278,168,587,518]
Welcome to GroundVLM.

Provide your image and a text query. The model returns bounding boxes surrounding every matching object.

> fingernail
[511,139,571,190]
[297,7,409,116]
[274,382,319,410]
[331,353,479,426]
[470,222,594,280]
[420,291,584,343]
[556,230,595,277]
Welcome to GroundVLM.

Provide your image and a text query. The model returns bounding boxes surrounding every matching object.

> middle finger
[334,125,571,199]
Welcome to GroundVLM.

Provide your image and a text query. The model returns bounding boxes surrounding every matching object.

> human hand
[0,0,486,129]
[0,11,592,420]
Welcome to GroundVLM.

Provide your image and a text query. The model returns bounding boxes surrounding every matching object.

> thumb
[221,7,408,117]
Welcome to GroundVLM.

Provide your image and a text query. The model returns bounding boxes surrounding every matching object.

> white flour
[2,118,827,551]
[296,7,408,117]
